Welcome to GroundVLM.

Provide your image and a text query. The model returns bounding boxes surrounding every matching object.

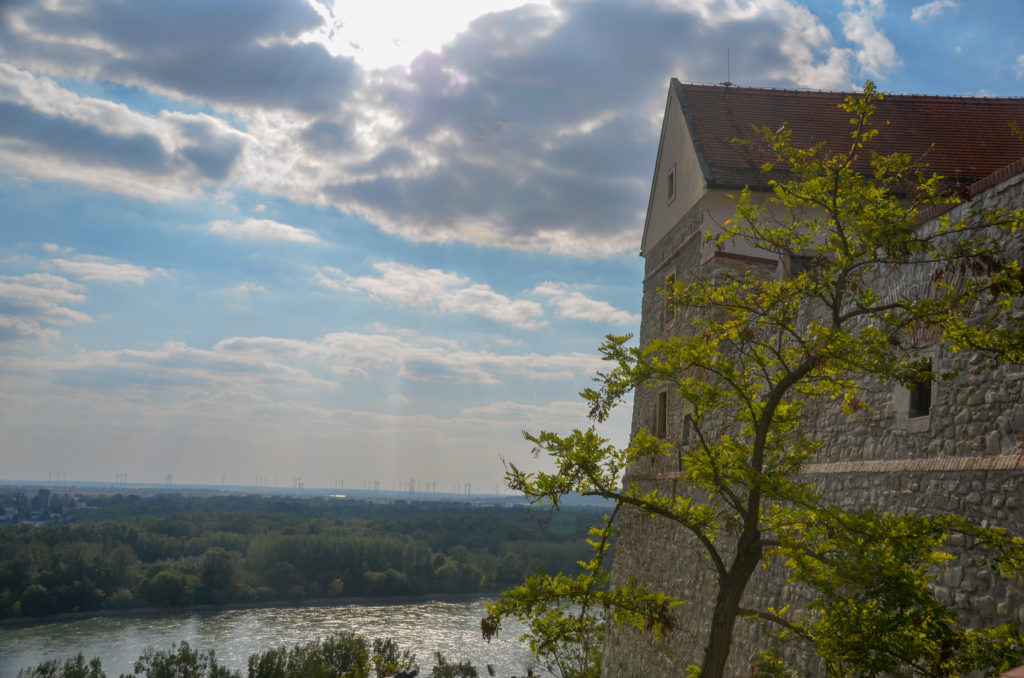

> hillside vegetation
[0,491,602,620]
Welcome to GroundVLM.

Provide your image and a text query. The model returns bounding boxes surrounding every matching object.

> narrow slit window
[664,273,676,324]
[908,359,932,419]
[656,391,668,439]
[667,166,676,203]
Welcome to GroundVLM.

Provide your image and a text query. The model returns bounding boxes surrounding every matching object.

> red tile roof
[674,79,1024,190]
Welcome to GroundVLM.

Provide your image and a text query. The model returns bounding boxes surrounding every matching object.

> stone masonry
[602,165,1024,676]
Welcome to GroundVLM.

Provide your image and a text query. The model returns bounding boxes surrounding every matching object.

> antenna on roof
[720,48,734,87]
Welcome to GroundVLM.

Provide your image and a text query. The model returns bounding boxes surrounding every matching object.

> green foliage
[371,637,418,678]
[198,548,235,604]
[143,570,197,608]
[429,652,478,678]
[123,642,237,678]
[17,654,105,678]
[486,505,677,678]
[0,494,601,619]
[492,82,1024,678]
[15,635,486,678]
[246,631,371,678]
[771,509,1024,677]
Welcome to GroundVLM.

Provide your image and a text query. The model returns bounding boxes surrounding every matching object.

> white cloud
[305,0,554,70]
[3,339,337,393]
[0,1,866,257]
[214,328,601,385]
[312,266,346,291]
[388,393,410,405]
[1016,54,1024,81]
[209,218,321,243]
[841,0,900,77]
[0,65,251,201]
[50,256,169,284]
[0,272,90,342]
[235,282,267,294]
[533,281,639,326]
[317,261,546,329]
[460,399,585,425]
[911,1,958,21]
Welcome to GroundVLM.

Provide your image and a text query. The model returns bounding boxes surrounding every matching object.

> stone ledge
[630,454,1024,482]
[801,454,1024,474]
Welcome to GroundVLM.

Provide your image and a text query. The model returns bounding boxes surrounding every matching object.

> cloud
[0,272,90,342]
[460,399,586,429]
[49,255,169,284]
[0,65,251,199]
[209,218,321,243]
[840,0,900,77]
[533,281,639,326]
[1,0,354,114]
[910,1,958,21]
[317,261,546,329]
[1016,54,1024,81]
[0,98,170,172]
[3,339,337,395]
[0,0,864,256]
[214,329,602,385]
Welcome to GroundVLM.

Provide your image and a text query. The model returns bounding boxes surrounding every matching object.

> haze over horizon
[1,0,1023,489]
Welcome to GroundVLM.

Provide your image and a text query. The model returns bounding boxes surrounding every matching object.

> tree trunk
[701,528,763,678]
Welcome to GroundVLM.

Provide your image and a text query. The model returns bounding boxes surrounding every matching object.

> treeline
[20,631,479,677]
[0,492,604,619]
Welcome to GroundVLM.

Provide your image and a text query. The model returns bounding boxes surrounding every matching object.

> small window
[666,166,676,204]
[909,360,932,419]
[784,254,814,278]
[895,356,935,432]
[656,391,668,439]
[664,273,676,325]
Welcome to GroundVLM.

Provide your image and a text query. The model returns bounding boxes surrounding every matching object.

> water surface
[0,598,537,677]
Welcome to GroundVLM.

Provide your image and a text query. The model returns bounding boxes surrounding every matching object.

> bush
[127,642,237,678]
[17,654,104,678]
[430,652,478,678]
[247,631,370,678]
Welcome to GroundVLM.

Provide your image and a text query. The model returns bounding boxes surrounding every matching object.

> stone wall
[603,170,1024,677]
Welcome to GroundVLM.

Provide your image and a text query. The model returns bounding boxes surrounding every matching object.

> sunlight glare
[304,0,551,70]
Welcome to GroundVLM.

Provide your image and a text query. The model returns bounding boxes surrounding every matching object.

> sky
[1,0,1023,491]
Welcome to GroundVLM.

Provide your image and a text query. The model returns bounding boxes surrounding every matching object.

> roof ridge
[675,80,1024,101]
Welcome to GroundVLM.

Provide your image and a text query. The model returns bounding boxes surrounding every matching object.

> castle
[602,80,1024,676]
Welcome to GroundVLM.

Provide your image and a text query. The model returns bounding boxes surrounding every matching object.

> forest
[0,490,604,620]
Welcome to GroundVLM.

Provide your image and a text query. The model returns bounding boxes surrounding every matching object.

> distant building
[604,81,1024,676]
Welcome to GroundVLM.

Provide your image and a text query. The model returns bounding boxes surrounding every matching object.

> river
[0,598,539,677]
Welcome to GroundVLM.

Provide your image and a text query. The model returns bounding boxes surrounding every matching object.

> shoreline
[0,591,492,630]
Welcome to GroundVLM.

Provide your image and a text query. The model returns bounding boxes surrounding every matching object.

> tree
[125,642,237,678]
[487,83,1024,678]
[198,547,234,604]
[429,652,478,678]
[246,631,371,678]
[143,569,196,609]
[16,654,105,678]
[371,637,418,678]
